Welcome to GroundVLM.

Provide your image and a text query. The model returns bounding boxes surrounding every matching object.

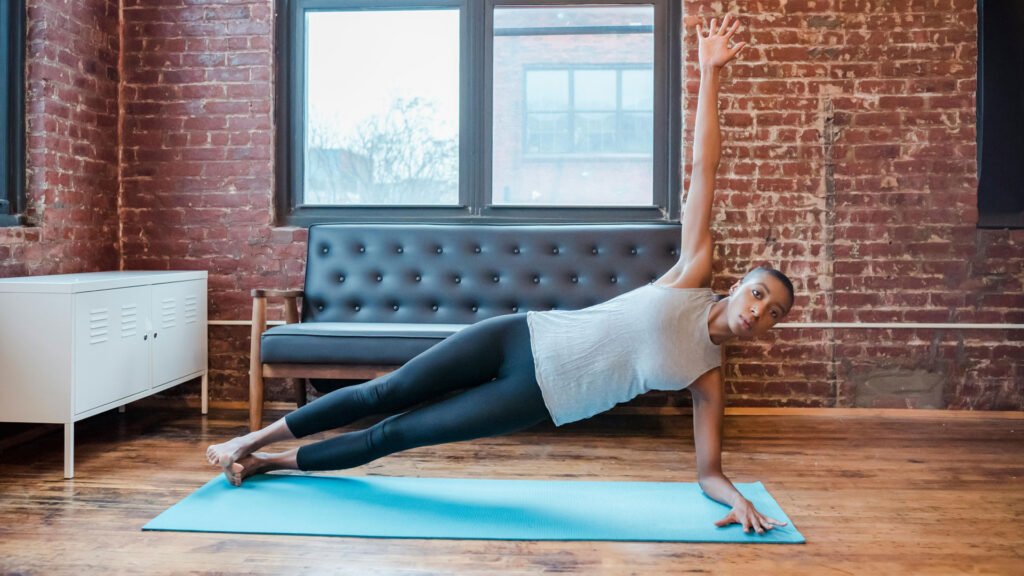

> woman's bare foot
[206,418,298,470]
[206,435,255,469]
[226,452,281,487]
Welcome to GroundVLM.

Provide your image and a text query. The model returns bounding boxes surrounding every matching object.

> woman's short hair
[742,266,795,310]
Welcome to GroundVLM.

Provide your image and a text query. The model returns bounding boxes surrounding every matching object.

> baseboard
[134,397,1024,420]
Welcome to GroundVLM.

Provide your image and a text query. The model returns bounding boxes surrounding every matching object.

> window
[523,67,653,156]
[977,0,1024,228]
[278,0,680,225]
[302,8,460,207]
[0,0,25,227]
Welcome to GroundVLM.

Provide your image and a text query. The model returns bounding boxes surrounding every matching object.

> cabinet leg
[201,371,209,415]
[64,423,74,479]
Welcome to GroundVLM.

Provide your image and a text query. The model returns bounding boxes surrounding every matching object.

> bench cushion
[260,322,470,365]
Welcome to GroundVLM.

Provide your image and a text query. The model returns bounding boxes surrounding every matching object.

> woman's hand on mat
[696,13,747,70]
[714,498,787,535]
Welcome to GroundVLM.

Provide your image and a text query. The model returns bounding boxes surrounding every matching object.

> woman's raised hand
[696,13,747,70]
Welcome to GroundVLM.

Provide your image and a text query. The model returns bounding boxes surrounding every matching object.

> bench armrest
[251,288,303,326]
[251,289,304,299]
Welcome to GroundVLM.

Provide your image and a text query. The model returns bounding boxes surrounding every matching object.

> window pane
[574,69,616,110]
[621,69,653,111]
[526,70,569,111]
[527,113,571,154]
[493,5,654,207]
[304,10,459,206]
[620,112,653,153]
[574,112,616,153]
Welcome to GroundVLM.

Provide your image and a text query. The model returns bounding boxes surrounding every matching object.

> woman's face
[726,274,793,337]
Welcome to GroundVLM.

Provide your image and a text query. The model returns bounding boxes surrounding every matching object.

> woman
[207,14,793,535]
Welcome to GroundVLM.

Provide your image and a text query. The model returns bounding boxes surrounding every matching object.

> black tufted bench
[248,223,682,430]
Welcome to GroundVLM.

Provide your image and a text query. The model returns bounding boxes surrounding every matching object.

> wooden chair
[248,288,397,431]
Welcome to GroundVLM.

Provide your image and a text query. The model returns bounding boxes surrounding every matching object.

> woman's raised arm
[672,15,747,288]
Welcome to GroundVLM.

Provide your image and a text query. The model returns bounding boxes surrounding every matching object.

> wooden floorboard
[0,406,1022,575]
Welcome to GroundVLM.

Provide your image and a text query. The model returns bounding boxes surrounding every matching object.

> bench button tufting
[454,276,461,284]
[431,304,439,311]
[353,305,360,311]
[376,275,382,282]
[513,247,520,254]
[493,275,499,283]
[670,249,678,256]
[591,247,598,254]
[396,247,403,254]
[322,247,329,254]
[338,275,345,282]
[511,305,518,312]
[474,246,481,253]
[358,246,365,253]
[610,276,618,283]
[415,275,421,282]
[436,247,443,254]
[571,275,578,283]
[471,305,478,312]
[317,304,324,311]
[393,305,399,311]
[630,248,637,255]
[552,247,559,254]
[532,276,540,284]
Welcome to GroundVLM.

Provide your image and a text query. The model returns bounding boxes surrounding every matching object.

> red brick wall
[0,0,120,276]
[118,0,302,404]
[682,0,1023,409]
[3,0,1021,412]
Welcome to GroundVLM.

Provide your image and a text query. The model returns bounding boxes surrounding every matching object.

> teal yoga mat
[144,474,804,543]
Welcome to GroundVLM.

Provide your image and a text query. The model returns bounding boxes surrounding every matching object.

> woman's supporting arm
[690,367,788,534]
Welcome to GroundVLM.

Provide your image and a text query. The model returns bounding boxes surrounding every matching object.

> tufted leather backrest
[302,223,682,324]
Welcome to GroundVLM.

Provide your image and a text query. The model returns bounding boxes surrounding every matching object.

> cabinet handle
[154,332,158,339]
[144,335,148,341]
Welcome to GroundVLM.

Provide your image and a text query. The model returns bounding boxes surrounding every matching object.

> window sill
[977,212,1024,230]
[0,213,27,227]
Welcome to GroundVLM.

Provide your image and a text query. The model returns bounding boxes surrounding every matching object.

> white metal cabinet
[74,285,152,413]
[0,271,209,479]
[151,280,207,389]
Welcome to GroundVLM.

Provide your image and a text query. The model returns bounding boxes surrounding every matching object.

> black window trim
[276,0,681,226]
[976,0,1024,229]
[0,0,26,227]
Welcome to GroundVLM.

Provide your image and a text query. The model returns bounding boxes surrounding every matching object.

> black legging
[284,313,552,471]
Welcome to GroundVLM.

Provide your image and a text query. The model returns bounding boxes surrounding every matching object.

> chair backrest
[302,223,682,324]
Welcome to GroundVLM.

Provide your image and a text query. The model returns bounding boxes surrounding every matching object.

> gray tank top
[526,284,722,427]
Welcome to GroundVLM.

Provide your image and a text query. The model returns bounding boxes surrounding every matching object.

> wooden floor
[0,406,1021,575]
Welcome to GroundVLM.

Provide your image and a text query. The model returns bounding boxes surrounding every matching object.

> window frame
[276,0,681,226]
[976,0,1024,229]
[0,0,26,227]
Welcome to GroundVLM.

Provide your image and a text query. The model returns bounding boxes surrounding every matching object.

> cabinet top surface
[0,270,208,293]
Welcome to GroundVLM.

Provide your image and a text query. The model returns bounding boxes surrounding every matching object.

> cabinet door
[74,285,152,414]
[151,279,207,387]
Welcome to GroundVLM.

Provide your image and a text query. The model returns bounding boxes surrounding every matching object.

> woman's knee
[367,414,411,455]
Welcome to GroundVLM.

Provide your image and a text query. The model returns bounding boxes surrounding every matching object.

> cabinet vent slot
[89,308,110,344]
[184,295,198,324]
[120,304,138,338]
[161,298,177,329]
